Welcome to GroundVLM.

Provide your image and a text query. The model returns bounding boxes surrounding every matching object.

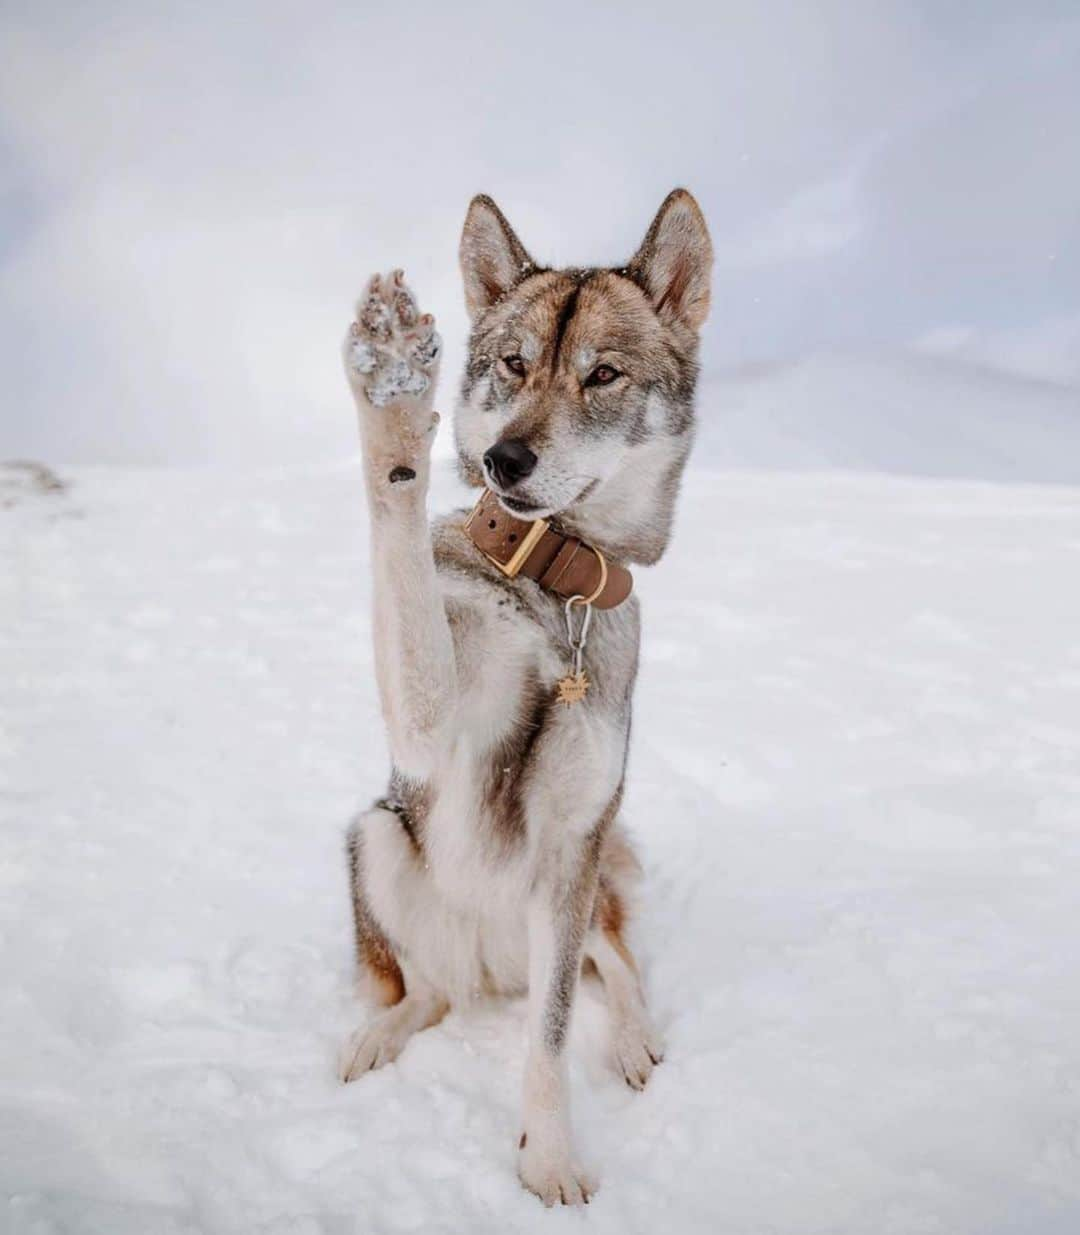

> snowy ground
[3,455,1080,1234]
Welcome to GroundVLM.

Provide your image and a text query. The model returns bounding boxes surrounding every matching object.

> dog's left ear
[459,194,536,320]
[628,188,713,331]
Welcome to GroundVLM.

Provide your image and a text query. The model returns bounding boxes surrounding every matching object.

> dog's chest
[406,709,623,999]
[424,703,623,876]
[377,574,638,998]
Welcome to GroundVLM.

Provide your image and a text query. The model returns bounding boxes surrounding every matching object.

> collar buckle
[464,492,549,578]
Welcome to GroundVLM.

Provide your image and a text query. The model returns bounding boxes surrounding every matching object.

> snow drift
[2,457,1079,1233]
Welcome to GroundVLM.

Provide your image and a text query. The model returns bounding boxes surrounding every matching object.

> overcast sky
[1,1,1077,464]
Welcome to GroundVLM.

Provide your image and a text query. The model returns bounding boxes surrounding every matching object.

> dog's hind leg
[345,810,405,1008]
[586,888,665,1091]
[339,809,449,1081]
[338,976,448,1081]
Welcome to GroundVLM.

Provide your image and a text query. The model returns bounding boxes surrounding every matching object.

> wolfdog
[339,188,712,1204]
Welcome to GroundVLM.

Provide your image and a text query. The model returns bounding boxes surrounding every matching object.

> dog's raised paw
[345,270,441,410]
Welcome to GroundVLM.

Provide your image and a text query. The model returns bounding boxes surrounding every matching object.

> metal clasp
[564,595,592,677]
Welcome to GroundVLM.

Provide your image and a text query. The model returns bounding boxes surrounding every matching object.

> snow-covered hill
[2,459,1080,1234]
[696,353,1080,483]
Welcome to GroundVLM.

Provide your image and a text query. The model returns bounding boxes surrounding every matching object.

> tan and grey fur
[340,189,712,1206]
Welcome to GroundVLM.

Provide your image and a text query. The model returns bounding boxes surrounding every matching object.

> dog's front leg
[519,837,600,1206]
[343,272,454,778]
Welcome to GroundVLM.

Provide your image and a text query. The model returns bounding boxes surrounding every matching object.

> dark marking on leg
[542,829,604,1056]
[481,668,550,852]
[381,770,430,853]
[388,466,416,484]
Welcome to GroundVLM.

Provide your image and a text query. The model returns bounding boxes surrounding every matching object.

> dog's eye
[503,355,526,377]
[586,364,620,387]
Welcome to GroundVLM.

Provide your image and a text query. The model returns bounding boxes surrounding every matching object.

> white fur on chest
[364,574,629,1003]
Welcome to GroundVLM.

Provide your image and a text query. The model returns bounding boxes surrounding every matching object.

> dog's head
[454,189,712,565]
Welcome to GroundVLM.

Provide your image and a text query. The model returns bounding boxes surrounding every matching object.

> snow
[3,452,1080,1234]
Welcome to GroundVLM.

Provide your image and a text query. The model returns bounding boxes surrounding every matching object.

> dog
[339,188,712,1205]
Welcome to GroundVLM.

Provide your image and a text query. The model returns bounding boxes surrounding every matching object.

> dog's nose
[483,439,537,489]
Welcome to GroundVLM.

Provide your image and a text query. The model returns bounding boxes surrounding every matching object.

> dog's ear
[459,195,536,319]
[628,188,713,331]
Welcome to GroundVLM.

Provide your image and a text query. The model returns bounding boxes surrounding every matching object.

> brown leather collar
[464,489,633,610]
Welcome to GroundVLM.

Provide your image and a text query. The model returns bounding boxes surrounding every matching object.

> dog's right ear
[628,188,713,332]
[459,195,536,319]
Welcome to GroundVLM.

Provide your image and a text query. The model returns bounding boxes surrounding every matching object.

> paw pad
[348,339,378,376]
[411,329,441,368]
[393,288,418,328]
[367,358,429,408]
[346,271,440,409]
